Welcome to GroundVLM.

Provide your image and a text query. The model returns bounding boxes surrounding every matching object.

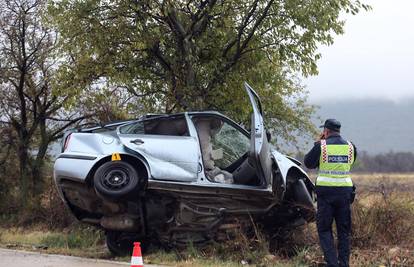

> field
[0,173,413,267]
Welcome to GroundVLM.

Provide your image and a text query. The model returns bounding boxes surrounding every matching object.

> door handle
[130,138,144,145]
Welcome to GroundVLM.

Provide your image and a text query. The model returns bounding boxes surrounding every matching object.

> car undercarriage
[59,164,313,255]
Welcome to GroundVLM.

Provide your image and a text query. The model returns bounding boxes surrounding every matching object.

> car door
[116,117,199,182]
[244,82,273,186]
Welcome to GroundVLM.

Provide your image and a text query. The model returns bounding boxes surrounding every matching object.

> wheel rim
[101,168,130,190]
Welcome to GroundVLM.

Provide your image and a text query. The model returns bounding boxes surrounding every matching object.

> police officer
[304,119,357,267]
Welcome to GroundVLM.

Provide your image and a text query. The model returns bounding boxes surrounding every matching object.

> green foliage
[47,0,369,146]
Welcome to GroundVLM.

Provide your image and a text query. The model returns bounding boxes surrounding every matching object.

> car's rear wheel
[94,161,140,200]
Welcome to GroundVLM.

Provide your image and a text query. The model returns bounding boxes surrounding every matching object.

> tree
[0,125,17,210]
[0,0,87,206]
[48,0,369,145]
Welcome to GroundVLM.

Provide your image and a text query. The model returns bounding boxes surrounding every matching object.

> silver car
[54,83,315,255]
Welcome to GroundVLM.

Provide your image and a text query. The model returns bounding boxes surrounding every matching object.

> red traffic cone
[130,242,144,267]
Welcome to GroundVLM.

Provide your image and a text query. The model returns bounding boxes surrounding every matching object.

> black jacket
[304,133,357,195]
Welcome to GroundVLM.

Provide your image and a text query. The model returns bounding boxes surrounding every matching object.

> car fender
[55,132,151,180]
[271,150,310,183]
[54,151,151,184]
[271,150,315,206]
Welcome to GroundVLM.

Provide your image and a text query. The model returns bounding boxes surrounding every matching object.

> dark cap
[320,119,341,131]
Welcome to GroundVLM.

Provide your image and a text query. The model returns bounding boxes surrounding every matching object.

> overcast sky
[306,0,414,102]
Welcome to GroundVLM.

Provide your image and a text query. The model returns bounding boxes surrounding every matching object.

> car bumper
[54,153,101,183]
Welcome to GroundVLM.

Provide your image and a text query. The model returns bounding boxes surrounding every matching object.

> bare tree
[0,0,87,206]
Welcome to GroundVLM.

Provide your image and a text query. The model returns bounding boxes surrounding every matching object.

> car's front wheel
[93,161,140,200]
[106,231,147,256]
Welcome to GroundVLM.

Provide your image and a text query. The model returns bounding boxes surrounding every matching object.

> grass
[1,173,414,266]
[142,241,311,267]
[0,225,109,259]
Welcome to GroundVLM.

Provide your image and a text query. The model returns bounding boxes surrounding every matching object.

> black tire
[106,231,148,256]
[94,161,140,200]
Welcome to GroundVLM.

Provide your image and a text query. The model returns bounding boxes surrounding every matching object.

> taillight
[63,134,72,152]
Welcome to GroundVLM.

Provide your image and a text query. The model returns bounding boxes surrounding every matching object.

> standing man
[304,119,357,267]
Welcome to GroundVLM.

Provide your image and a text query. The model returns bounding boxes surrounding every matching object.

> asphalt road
[0,248,161,267]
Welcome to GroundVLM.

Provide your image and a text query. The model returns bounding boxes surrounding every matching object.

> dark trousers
[317,192,352,267]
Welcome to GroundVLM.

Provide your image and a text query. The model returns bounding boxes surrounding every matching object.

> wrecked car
[53,83,315,255]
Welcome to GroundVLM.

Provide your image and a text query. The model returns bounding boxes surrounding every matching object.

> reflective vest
[316,140,354,187]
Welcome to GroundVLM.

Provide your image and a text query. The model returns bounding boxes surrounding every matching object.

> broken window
[192,116,250,184]
[120,116,189,136]
[211,122,250,169]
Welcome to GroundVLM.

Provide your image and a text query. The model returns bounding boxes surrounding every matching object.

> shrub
[352,191,414,248]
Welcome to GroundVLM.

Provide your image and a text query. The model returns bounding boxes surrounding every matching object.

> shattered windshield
[211,122,250,168]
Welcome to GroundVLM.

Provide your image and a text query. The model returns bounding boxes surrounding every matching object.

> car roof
[76,110,243,133]
[144,110,223,116]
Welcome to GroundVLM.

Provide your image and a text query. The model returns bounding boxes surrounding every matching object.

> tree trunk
[17,141,31,208]
[31,119,49,196]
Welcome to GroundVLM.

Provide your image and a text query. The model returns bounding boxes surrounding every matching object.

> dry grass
[352,192,414,247]
[1,173,413,266]
[0,225,109,259]
[353,172,414,193]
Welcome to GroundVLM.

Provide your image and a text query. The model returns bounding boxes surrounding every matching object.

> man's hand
[317,132,326,141]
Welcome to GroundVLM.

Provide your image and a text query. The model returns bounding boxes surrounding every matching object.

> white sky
[306,0,414,102]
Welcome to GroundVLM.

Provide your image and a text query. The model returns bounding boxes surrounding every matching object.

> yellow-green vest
[316,140,354,187]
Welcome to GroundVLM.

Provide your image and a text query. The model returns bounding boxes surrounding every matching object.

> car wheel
[106,231,147,256]
[94,161,140,200]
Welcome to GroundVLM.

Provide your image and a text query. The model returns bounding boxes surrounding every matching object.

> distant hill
[313,98,414,155]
